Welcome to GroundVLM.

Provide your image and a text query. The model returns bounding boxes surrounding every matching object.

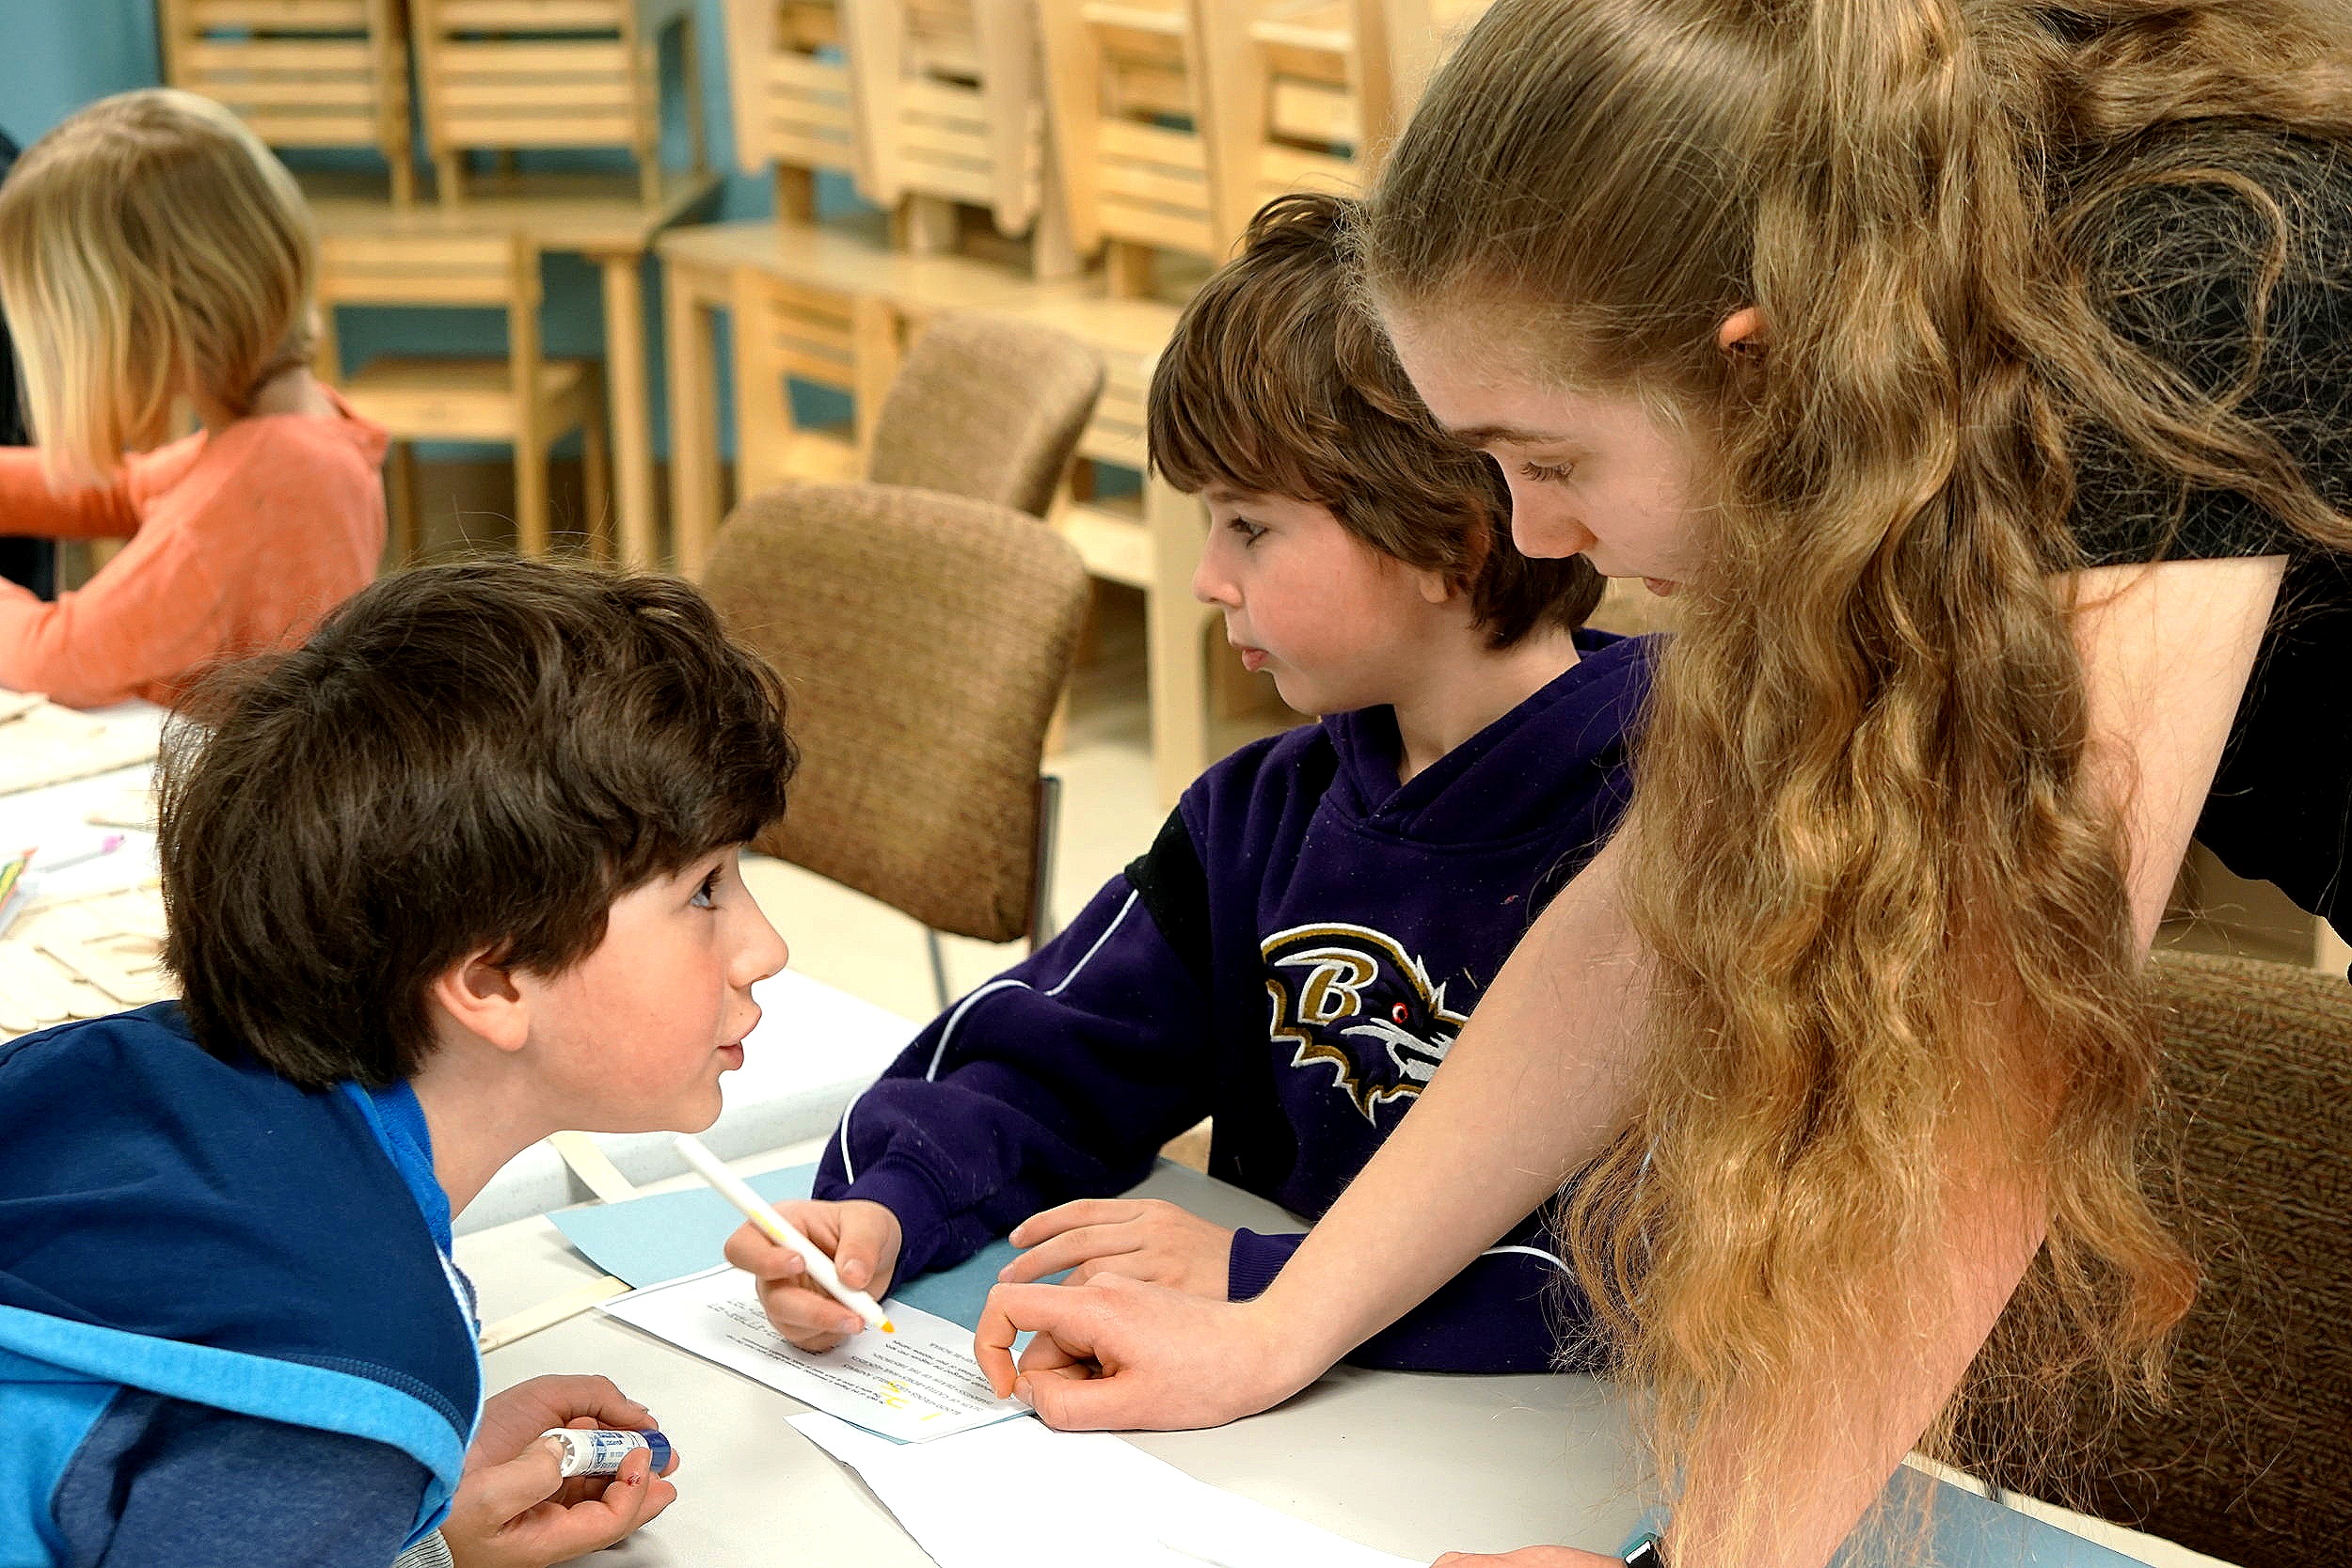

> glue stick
[541,1427,672,1479]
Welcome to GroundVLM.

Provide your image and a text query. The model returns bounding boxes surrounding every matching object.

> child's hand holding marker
[723,1197,905,1352]
[442,1374,678,1568]
[675,1133,902,1352]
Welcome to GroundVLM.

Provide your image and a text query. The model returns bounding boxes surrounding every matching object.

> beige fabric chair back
[1968,949,2352,1560]
[700,483,1090,942]
[866,312,1104,520]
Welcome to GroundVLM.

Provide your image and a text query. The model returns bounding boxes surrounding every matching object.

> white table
[457,1143,1648,1564]
[456,1143,2224,1568]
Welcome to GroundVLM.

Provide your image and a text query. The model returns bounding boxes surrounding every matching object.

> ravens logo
[1262,923,1470,1120]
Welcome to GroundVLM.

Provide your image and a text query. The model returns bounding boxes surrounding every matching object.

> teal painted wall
[0,0,862,459]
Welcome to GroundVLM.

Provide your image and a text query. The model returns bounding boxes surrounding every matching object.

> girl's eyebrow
[1444,420,1567,447]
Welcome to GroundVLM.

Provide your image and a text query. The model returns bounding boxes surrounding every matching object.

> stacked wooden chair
[1036,0,1220,297]
[157,0,418,204]
[724,0,861,222]
[1193,0,1393,251]
[846,0,1057,269]
[410,0,707,203]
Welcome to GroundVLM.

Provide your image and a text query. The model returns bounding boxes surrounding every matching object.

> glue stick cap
[641,1429,673,1470]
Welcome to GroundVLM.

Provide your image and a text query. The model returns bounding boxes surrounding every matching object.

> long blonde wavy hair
[1361,0,2352,1559]
[0,88,316,485]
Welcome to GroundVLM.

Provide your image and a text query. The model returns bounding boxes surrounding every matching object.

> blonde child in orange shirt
[0,88,386,709]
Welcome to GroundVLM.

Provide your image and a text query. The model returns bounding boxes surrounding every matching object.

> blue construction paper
[550,1162,1023,1329]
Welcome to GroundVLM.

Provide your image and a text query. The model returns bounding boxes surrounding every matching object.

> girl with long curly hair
[973,3,2352,1565]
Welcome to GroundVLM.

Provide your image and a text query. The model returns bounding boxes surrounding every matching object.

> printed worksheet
[599,1266,1027,1443]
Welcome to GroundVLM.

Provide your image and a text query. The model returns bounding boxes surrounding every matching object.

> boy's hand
[723,1198,902,1351]
[444,1374,678,1568]
[999,1198,1234,1298]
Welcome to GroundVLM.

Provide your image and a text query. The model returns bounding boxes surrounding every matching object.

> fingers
[824,1200,900,1294]
[1009,1359,1134,1433]
[514,1447,676,1560]
[492,1373,656,1433]
[1009,1198,1139,1249]
[724,1221,862,1347]
[975,1281,1102,1398]
[467,1435,569,1521]
[997,1224,1140,1285]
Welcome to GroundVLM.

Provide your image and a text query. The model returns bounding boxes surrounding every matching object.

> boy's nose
[1191,557,1236,607]
[738,909,789,986]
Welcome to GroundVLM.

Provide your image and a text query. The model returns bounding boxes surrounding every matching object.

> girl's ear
[1716,306,1768,354]
[425,946,531,1055]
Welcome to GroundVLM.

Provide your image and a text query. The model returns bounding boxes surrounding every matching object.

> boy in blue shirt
[0,562,796,1567]
[731,193,1654,1373]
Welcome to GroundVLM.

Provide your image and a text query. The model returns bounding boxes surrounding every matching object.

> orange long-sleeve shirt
[0,393,387,708]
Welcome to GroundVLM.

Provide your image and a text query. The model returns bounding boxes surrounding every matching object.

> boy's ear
[1716,306,1767,355]
[1416,567,1465,608]
[425,946,532,1054]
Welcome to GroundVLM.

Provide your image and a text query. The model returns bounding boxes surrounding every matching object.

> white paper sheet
[791,1409,1424,1568]
[598,1266,1027,1444]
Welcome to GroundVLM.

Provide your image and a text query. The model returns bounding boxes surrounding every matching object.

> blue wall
[0,0,858,460]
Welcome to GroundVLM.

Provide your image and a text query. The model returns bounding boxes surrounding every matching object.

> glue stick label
[543,1427,672,1478]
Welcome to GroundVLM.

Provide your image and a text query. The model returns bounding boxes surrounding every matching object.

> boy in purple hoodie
[729,193,1654,1372]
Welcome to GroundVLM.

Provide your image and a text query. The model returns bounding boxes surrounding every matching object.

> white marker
[673,1133,895,1334]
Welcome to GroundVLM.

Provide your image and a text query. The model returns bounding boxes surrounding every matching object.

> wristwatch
[1622,1532,1668,1568]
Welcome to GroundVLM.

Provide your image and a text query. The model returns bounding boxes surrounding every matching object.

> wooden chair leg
[1105,241,1155,298]
[386,439,421,564]
[775,165,818,223]
[515,438,549,559]
[581,414,612,563]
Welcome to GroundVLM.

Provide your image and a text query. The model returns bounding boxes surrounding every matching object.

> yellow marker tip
[882,1320,897,1334]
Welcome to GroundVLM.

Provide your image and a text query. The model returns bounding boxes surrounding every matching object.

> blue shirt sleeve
[53,1388,429,1568]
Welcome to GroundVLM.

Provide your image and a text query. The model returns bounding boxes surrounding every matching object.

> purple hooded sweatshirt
[818,627,1656,1371]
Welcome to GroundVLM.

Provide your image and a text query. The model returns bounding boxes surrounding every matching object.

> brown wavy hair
[1362,0,2352,1559]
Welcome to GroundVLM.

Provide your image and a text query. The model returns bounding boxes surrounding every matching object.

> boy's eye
[1518,460,1575,484]
[691,868,723,909]
[1227,516,1268,545]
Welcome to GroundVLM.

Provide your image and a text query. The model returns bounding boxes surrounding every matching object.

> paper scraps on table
[791,1410,1422,1568]
[0,702,161,796]
[600,1266,1027,1444]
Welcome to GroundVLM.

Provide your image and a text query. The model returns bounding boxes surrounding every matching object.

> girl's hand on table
[973,1274,1319,1431]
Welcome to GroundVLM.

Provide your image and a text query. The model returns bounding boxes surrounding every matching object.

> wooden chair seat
[341,356,599,440]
